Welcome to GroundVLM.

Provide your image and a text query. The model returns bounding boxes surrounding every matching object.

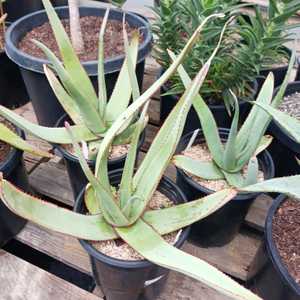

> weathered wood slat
[245,194,273,231]
[0,250,100,300]
[16,223,91,275]
[185,230,262,281]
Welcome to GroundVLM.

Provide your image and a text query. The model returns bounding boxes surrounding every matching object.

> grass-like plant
[153,0,300,108]
[172,47,297,188]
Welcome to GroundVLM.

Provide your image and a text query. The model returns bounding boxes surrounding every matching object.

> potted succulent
[0,5,150,199]
[267,81,300,177]
[0,17,274,299]
[5,0,152,126]
[254,195,300,300]
[0,112,52,247]
[153,0,300,132]
[172,51,296,246]
[0,6,29,109]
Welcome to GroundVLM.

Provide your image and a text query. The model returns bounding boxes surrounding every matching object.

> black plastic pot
[3,0,69,22]
[0,127,29,247]
[268,81,300,177]
[74,169,190,300]
[160,72,258,133]
[296,56,300,81]
[5,6,152,126]
[257,47,292,91]
[175,128,275,247]
[55,114,146,200]
[252,195,300,300]
[0,23,29,109]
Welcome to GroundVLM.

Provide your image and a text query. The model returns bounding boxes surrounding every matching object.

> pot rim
[74,170,191,269]
[175,128,275,201]
[54,114,146,166]
[265,194,300,295]
[5,6,152,75]
[260,46,292,72]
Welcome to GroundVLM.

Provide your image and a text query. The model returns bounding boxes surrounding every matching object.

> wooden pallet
[1,4,299,299]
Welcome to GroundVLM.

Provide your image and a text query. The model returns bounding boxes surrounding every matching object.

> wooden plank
[185,229,262,281]
[29,157,73,206]
[0,250,100,300]
[142,123,159,151]
[148,99,160,125]
[245,194,273,232]
[158,271,232,300]
[17,223,91,275]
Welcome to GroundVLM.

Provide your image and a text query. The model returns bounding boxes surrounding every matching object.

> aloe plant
[172,48,297,188]
[0,0,149,161]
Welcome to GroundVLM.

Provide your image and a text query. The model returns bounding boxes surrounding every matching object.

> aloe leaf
[119,103,149,215]
[131,52,216,223]
[236,53,295,164]
[222,170,245,188]
[236,72,274,155]
[41,0,99,109]
[271,52,296,109]
[251,101,300,144]
[143,189,236,234]
[95,14,224,180]
[105,30,140,122]
[117,219,262,300]
[65,123,129,227]
[240,175,300,199]
[0,123,53,158]
[223,91,239,171]
[254,135,273,156]
[84,183,102,215]
[44,65,83,125]
[123,25,140,102]
[173,155,224,180]
[112,116,148,146]
[0,105,98,143]
[0,178,116,241]
[97,9,109,117]
[243,157,259,186]
[130,19,229,223]
[34,40,105,134]
[167,52,227,167]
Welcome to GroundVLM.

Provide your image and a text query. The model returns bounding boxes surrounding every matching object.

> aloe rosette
[172,48,299,188]
[0,0,149,161]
